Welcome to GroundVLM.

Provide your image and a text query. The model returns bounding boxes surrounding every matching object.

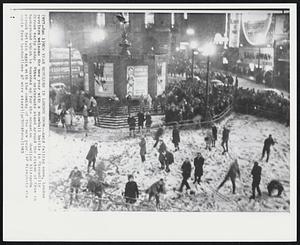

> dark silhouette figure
[217,159,240,194]
[250,161,262,199]
[179,159,192,192]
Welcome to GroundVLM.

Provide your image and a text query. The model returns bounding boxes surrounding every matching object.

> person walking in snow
[69,166,83,205]
[124,175,139,204]
[145,111,152,133]
[146,178,166,208]
[193,152,205,184]
[137,110,145,132]
[261,134,276,162]
[250,161,262,199]
[221,126,230,154]
[212,124,217,147]
[217,159,240,194]
[179,158,192,192]
[172,123,180,151]
[139,135,147,162]
[153,124,164,148]
[205,130,213,151]
[86,143,98,173]
[127,114,136,137]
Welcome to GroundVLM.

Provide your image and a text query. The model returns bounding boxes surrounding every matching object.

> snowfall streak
[20,13,47,201]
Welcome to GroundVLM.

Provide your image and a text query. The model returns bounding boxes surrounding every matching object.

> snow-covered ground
[49,113,290,212]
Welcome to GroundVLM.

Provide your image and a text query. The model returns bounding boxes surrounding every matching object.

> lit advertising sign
[239,47,274,68]
[242,13,273,46]
[228,13,241,48]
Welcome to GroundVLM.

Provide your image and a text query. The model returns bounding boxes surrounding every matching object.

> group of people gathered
[68,122,284,209]
[234,87,290,125]
[163,73,234,125]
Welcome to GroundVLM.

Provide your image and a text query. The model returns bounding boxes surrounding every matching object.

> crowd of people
[163,72,235,124]
[67,121,284,210]
[234,87,290,125]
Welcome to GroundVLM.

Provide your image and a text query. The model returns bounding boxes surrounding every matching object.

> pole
[205,55,210,120]
[257,47,261,83]
[68,42,72,90]
[272,40,276,87]
[191,49,194,81]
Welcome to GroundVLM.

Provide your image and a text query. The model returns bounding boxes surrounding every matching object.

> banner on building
[228,13,241,48]
[126,66,148,97]
[242,13,273,46]
[239,47,274,70]
[94,62,114,97]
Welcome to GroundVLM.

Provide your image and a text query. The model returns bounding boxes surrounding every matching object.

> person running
[217,159,240,194]
[221,126,230,154]
[212,124,217,147]
[179,158,192,192]
[261,134,276,162]
[124,175,139,204]
[139,136,146,163]
[86,143,98,173]
[68,166,83,205]
[267,180,284,197]
[146,179,166,208]
[172,123,180,151]
[193,152,204,184]
[250,161,262,199]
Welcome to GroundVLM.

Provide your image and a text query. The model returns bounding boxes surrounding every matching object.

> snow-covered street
[49,113,290,212]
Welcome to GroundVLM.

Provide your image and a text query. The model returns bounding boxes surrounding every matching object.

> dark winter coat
[127,116,136,129]
[137,112,145,126]
[145,114,152,127]
[181,160,192,178]
[194,156,204,175]
[165,151,174,165]
[267,180,284,193]
[222,128,230,141]
[158,141,167,154]
[227,161,240,179]
[145,181,166,196]
[172,128,180,144]
[69,170,83,187]
[86,177,105,198]
[154,127,164,140]
[212,126,217,140]
[264,137,275,150]
[125,181,139,199]
[251,164,262,184]
[86,145,98,161]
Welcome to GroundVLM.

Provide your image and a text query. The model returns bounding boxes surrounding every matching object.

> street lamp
[255,33,266,83]
[201,42,216,121]
[190,40,198,81]
[186,28,195,36]
[67,41,73,90]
